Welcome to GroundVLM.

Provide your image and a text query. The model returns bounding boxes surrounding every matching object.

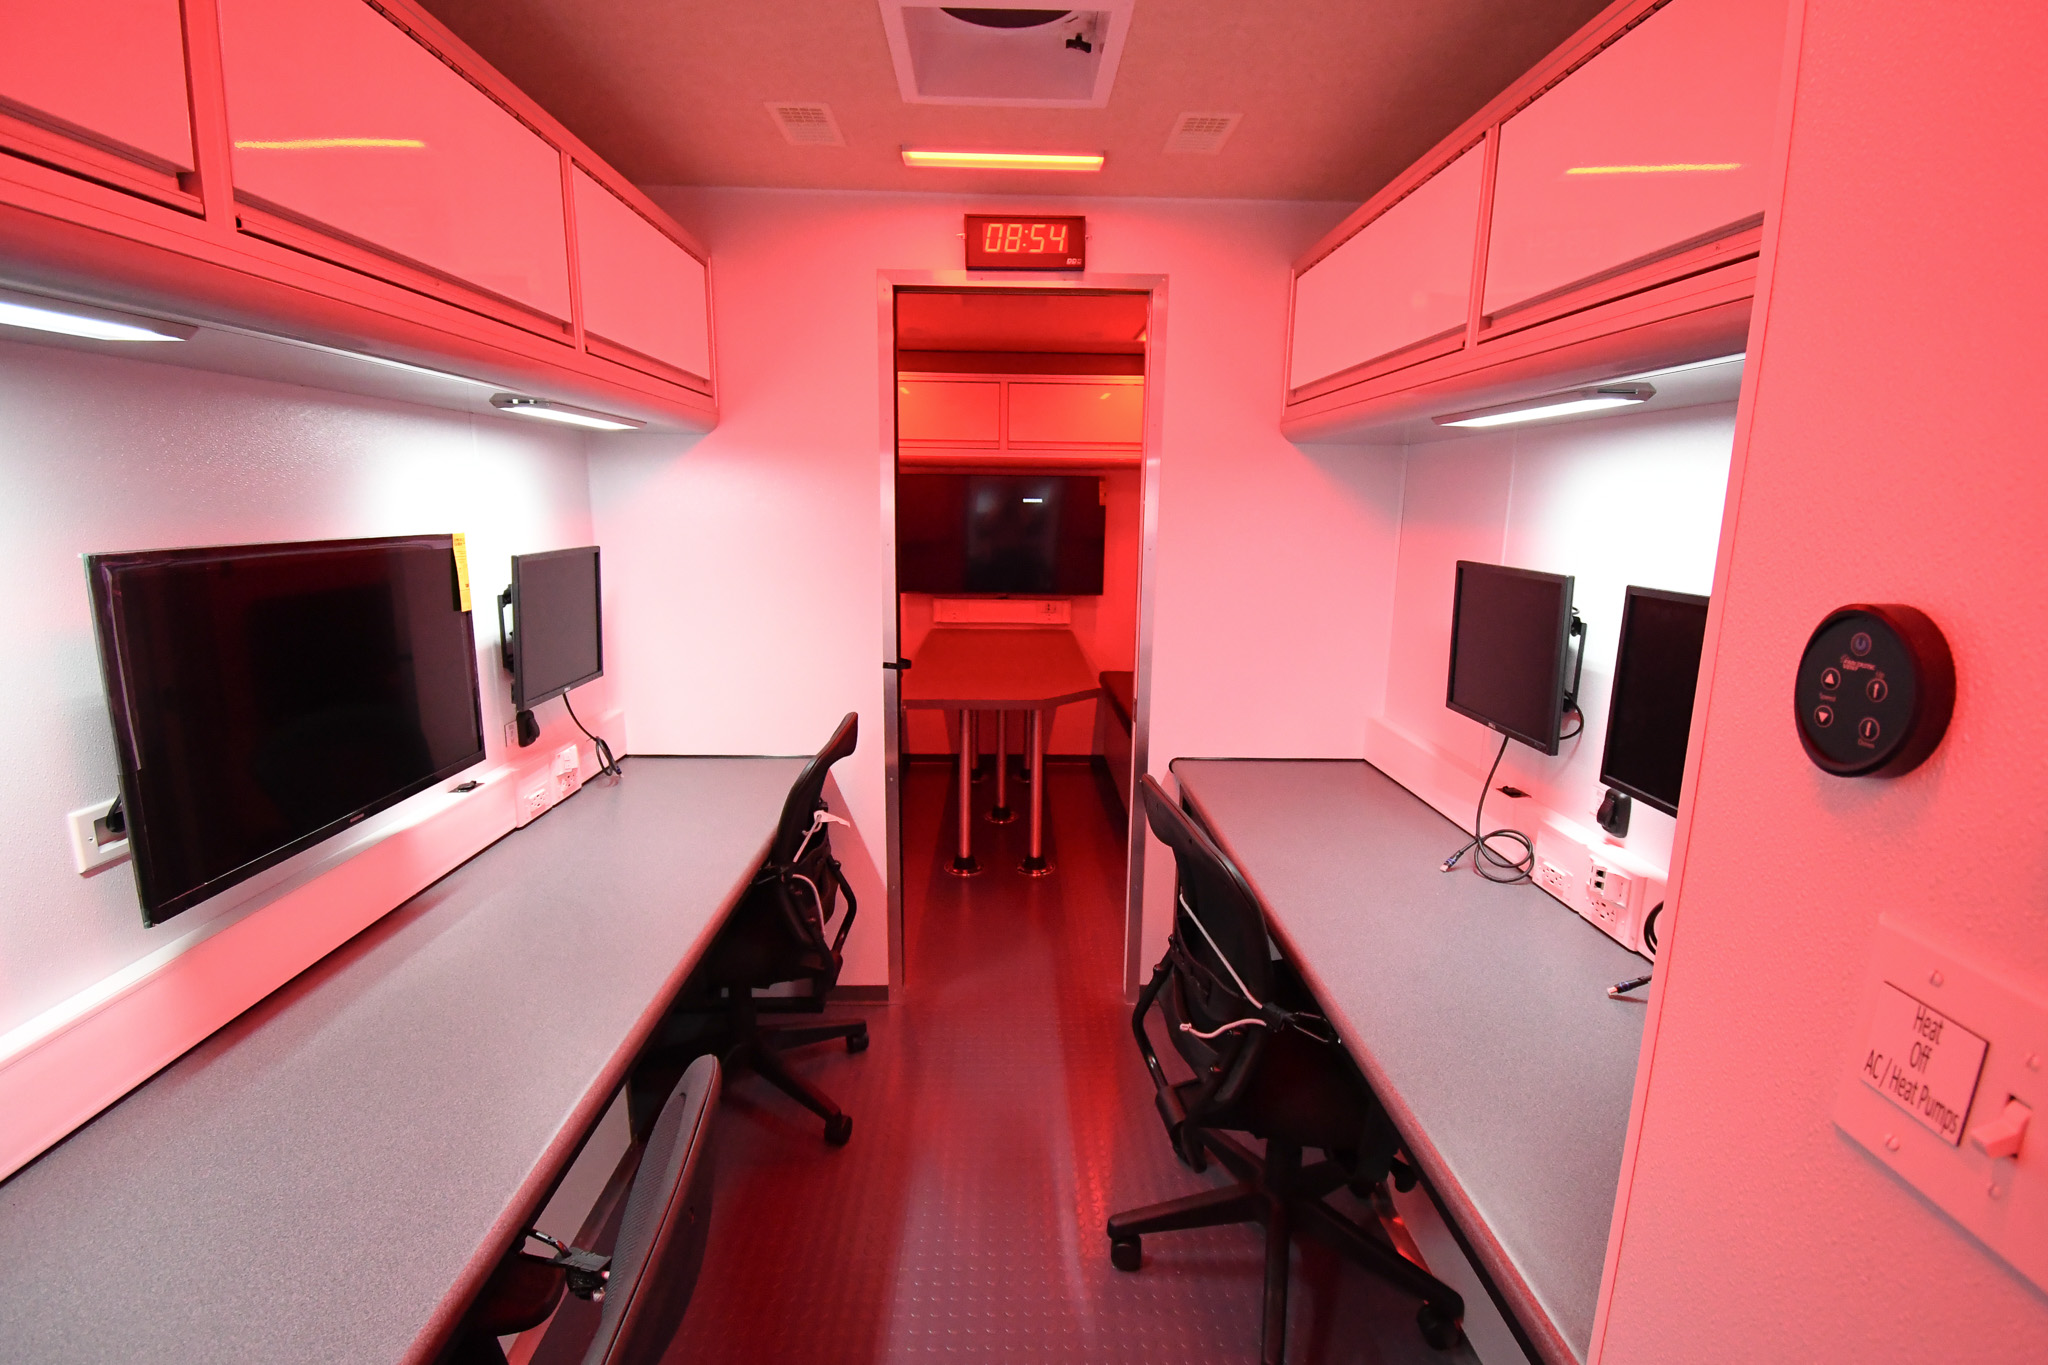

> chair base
[1106,1133,1465,1362]
[635,995,866,1145]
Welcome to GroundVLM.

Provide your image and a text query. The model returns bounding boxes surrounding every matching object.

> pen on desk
[1607,974,1653,999]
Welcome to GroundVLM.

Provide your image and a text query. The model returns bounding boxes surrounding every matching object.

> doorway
[877,275,1165,997]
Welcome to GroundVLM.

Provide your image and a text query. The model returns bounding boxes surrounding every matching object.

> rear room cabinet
[217,0,574,326]
[571,166,712,385]
[897,376,1143,459]
[0,0,196,202]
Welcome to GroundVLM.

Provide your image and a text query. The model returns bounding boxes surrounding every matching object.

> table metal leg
[950,709,980,876]
[969,711,982,782]
[1022,708,1052,875]
[988,710,1016,824]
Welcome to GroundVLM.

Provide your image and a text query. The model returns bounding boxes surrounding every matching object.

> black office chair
[450,1055,721,1365]
[1107,776,1466,1362]
[636,713,868,1145]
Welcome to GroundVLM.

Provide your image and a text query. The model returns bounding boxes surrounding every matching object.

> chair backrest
[767,713,858,864]
[1137,775,1276,1021]
[580,1055,720,1365]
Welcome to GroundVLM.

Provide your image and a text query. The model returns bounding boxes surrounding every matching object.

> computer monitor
[503,546,603,711]
[1598,586,1710,816]
[86,535,485,925]
[1445,561,1580,755]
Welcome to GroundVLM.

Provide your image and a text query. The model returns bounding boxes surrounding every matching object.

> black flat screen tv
[1446,560,1578,755]
[87,535,485,926]
[1599,586,1710,816]
[506,546,602,710]
[898,473,1105,595]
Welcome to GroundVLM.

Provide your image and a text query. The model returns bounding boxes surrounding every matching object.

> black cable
[560,691,621,780]
[1558,707,1584,741]
[1439,733,1535,883]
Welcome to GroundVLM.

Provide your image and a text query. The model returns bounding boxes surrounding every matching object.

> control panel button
[1794,605,1954,777]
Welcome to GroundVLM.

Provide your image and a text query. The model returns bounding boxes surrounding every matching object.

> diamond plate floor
[668,761,1480,1365]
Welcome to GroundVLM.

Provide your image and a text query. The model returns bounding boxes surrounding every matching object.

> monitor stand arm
[1563,610,1588,711]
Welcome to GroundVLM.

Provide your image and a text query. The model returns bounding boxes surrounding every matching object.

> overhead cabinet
[898,375,1143,466]
[1285,0,1787,423]
[1289,145,1484,390]
[0,0,196,204]
[572,167,711,383]
[217,0,573,325]
[1482,0,1786,323]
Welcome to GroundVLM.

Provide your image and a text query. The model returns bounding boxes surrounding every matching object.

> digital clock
[964,215,1086,270]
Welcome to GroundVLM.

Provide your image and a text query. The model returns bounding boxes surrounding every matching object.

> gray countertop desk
[0,756,804,1365]
[1172,760,1648,1365]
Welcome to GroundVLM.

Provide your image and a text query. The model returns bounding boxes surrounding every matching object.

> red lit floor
[668,760,1480,1365]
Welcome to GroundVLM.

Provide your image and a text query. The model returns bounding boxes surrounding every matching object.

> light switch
[1969,1099,2032,1161]
[1835,918,2048,1295]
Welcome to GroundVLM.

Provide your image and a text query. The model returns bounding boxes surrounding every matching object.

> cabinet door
[1008,382,1143,447]
[217,0,572,321]
[1482,0,1787,319]
[572,167,710,381]
[1289,144,1484,390]
[898,380,1000,445]
[0,0,193,173]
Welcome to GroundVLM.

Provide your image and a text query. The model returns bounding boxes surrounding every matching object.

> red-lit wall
[587,189,1394,988]
[1595,2,2048,1357]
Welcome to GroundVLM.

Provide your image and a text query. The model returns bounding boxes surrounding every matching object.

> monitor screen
[510,547,603,710]
[897,473,1106,595]
[1599,586,1710,816]
[1446,561,1577,755]
[87,535,485,926]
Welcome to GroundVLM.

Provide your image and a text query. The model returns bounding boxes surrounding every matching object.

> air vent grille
[765,103,845,147]
[1164,112,1241,155]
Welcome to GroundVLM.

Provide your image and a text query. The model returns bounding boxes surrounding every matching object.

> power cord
[1440,733,1536,883]
[560,691,621,780]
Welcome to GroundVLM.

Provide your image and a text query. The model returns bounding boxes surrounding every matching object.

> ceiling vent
[765,103,846,146]
[877,2,1134,107]
[1165,112,1242,155]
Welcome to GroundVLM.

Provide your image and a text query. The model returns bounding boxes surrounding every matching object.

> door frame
[876,269,1168,998]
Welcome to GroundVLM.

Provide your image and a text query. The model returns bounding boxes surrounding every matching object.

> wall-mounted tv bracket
[1563,610,1589,712]
[496,587,516,673]
[1794,604,1954,777]
[496,586,540,747]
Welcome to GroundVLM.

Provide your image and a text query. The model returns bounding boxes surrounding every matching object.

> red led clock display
[965,215,1086,270]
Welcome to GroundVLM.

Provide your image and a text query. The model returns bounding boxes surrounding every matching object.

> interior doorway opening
[882,283,1156,992]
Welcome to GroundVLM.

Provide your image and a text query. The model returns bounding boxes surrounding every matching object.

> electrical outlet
[67,798,130,875]
[515,775,554,827]
[553,744,581,801]
[1589,863,1634,912]
[1537,858,1573,902]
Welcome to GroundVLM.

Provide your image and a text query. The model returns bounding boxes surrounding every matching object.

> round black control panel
[1793,604,1954,777]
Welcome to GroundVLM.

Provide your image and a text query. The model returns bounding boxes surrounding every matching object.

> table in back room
[901,626,1100,875]
[1172,758,1651,1365]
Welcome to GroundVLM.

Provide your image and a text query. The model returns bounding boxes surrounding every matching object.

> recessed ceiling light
[901,148,1104,171]
[0,288,193,343]
[490,395,644,431]
[1434,383,1656,429]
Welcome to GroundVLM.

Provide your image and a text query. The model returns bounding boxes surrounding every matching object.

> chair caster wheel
[1416,1303,1463,1351]
[824,1113,853,1146]
[1109,1235,1141,1272]
[847,1031,870,1053]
